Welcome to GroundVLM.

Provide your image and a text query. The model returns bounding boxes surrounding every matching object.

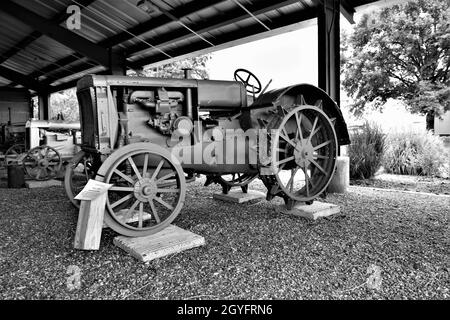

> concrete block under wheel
[114,225,205,263]
[213,190,265,203]
[278,201,340,220]
[25,179,61,188]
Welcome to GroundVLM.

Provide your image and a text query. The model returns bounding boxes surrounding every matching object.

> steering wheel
[234,68,262,94]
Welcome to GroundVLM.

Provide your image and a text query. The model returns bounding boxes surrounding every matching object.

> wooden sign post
[73,180,112,250]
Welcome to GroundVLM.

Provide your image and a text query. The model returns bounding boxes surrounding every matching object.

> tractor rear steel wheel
[270,105,338,203]
[97,143,186,237]
[64,151,99,208]
[23,146,62,181]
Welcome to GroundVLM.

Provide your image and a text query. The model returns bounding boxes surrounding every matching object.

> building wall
[0,89,31,125]
[435,111,450,136]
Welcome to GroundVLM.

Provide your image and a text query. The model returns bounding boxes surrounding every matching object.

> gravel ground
[351,173,450,195]
[0,177,449,300]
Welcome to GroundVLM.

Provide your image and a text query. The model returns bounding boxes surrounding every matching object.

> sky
[207,23,319,90]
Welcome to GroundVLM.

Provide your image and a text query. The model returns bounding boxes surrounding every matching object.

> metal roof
[0,0,379,94]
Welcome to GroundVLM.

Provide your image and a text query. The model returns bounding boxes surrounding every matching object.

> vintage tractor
[66,69,350,237]
[3,120,81,180]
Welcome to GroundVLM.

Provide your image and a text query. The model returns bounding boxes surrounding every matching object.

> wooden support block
[25,179,61,188]
[213,190,265,203]
[278,201,340,220]
[114,225,205,263]
[74,192,107,250]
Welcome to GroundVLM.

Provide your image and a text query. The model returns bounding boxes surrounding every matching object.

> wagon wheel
[271,105,337,204]
[98,143,186,237]
[64,150,100,208]
[4,144,26,166]
[23,146,62,181]
[217,173,258,193]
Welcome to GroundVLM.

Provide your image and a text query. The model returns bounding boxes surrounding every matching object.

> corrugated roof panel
[50,65,106,87]
[0,13,35,57]
[0,75,12,86]
[10,0,64,20]
[3,35,79,76]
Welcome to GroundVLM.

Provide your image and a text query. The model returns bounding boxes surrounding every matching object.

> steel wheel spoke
[138,202,144,228]
[110,186,134,192]
[303,166,310,197]
[154,196,174,210]
[127,157,142,180]
[280,129,296,148]
[287,168,298,192]
[299,94,306,105]
[310,125,323,139]
[314,99,323,109]
[151,160,164,181]
[275,156,295,166]
[149,200,161,224]
[113,169,134,184]
[142,153,149,178]
[111,193,134,209]
[307,117,319,145]
[310,159,327,175]
[122,199,140,222]
[295,112,304,143]
[315,154,328,160]
[157,188,179,193]
[155,172,175,183]
[313,140,332,151]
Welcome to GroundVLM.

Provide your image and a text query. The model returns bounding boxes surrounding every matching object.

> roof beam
[0,0,97,65]
[0,0,122,69]
[48,70,110,93]
[100,0,228,48]
[126,0,303,59]
[340,0,356,24]
[0,65,50,93]
[131,6,318,67]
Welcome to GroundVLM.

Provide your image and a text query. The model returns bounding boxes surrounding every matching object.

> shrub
[383,130,449,177]
[349,122,386,179]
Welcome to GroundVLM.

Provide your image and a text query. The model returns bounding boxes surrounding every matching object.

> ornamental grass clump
[349,122,386,179]
[383,130,449,177]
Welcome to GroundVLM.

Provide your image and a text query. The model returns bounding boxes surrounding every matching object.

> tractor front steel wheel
[96,143,186,237]
[64,151,99,208]
[271,105,338,203]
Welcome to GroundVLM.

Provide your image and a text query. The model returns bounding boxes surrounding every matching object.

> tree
[341,0,450,129]
[50,88,79,122]
[136,54,211,79]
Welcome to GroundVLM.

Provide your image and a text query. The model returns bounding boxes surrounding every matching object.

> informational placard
[74,179,113,201]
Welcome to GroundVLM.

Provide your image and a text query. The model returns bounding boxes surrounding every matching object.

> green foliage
[349,122,386,179]
[50,88,79,122]
[341,0,450,117]
[140,54,211,79]
[383,130,449,176]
